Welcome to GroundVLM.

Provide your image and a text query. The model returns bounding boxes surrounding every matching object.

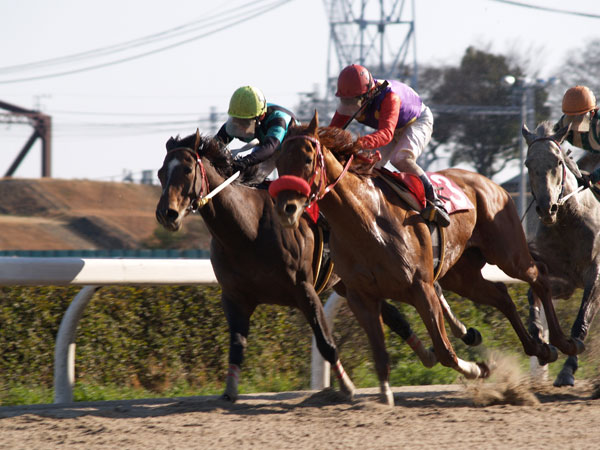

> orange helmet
[335,64,374,98]
[562,86,597,115]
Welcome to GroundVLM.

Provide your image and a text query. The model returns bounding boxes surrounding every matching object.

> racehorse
[523,121,599,387]
[270,112,583,405]
[155,130,463,401]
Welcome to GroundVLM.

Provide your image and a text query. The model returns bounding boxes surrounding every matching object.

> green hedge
[0,284,597,405]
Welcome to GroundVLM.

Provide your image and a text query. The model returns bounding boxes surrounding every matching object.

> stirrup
[421,199,450,227]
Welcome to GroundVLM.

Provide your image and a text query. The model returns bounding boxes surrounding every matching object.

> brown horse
[271,112,583,405]
[154,130,450,401]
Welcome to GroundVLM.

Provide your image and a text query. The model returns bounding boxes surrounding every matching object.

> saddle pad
[376,168,474,214]
[427,172,475,214]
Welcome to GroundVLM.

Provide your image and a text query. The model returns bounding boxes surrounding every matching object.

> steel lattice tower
[323,0,417,93]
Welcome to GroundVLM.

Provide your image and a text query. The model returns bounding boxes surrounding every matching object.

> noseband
[166,147,210,212]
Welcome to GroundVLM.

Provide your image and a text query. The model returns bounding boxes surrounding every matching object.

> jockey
[329,64,450,227]
[554,85,600,185]
[216,85,298,180]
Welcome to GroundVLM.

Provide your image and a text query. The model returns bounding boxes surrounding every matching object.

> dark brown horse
[271,112,583,405]
[154,130,452,401]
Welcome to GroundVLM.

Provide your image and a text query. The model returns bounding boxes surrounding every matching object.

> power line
[0,0,292,84]
[489,0,600,18]
[0,1,267,75]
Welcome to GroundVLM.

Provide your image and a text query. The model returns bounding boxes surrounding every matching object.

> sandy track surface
[1,383,598,449]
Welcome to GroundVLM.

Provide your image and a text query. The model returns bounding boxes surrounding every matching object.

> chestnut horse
[523,121,598,387]
[271,112,583,405]
[154,131,453,401]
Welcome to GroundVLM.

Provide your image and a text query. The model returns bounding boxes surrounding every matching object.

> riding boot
[419,174,450,227]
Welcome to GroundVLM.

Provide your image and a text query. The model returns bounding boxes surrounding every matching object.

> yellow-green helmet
[228,86,267,119]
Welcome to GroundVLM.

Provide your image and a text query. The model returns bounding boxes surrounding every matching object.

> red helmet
[335,64,374,98]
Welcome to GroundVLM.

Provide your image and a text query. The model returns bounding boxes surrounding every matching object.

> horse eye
[184,166,192,175]
[305,157,313,165]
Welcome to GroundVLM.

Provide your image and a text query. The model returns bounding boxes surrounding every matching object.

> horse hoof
[380,391,395,407]
[477,362,491,378]
[553,372,575,387]
[220,392,237,403]
[462,328,482,347]
[420,347,437,368]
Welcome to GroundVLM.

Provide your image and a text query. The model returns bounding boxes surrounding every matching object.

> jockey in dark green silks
[554,85,600,187]
[216,85,298,181]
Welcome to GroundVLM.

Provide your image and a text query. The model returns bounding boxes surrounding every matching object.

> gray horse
[523,121,597,387]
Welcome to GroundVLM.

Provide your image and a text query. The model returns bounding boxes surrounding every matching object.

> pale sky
[0,0,599,182]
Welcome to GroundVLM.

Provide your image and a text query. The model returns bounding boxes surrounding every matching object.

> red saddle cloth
[378,168,474,214]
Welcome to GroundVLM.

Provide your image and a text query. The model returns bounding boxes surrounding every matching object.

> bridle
[165,146,210,212]
[284,134,355,207]
[527,136,569,207]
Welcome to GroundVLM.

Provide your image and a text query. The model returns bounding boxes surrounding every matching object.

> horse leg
[555,273,600,387]
[501,259,584,357]
[527,276,573,345]
[381,300,437,368]
[345,293,394,406]
[434,281,482,347]
[441,253,558,364]
[221,296,254,403]
[296,283,355,399]
[409,282,487,380]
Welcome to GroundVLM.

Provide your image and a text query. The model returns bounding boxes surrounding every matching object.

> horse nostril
[550,204,558,214]
[535,206,542,216]
[284,203,297,216]
[166,209,179,221]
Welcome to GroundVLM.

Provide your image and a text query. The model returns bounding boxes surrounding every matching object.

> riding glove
[232,153,259,173]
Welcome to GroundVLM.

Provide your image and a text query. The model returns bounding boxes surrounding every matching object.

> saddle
[374,168,475,281]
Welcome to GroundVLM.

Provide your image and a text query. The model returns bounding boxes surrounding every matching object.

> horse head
[523,121,574,225]
[269,112,322,227]
[155,130,229,231]
[270,111,360,228]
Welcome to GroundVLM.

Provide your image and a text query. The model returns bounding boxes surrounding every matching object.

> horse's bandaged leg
[406,333,437,368]
[379,381,394,406]
[333,360,355,399]
[223,364,241,402]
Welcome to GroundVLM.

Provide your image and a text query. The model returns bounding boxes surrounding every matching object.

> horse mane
[533,120,555,138]
[286,123,369,173]
[165,133,263,183]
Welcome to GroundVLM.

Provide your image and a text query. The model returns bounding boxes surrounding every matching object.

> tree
[425,47,550,178]
[554,39,600,95]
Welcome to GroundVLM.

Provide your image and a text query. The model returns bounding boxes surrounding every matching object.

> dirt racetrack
[0,382,598,449]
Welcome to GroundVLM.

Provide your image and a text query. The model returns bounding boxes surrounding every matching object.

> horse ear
[552,123,571,144]
[194,128,201,153]
[521,124,537,145]
[307,110,319,134]
[166,136,176,151]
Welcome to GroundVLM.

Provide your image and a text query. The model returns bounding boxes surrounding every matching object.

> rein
[284,134,354,206]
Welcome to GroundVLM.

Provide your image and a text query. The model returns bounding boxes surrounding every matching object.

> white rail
[0,257,217,404]
[0,258,528,403]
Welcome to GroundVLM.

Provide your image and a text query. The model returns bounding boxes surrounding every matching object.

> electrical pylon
[323,0,417,92]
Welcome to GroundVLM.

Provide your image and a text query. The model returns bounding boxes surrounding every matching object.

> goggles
[226,116,257,140]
